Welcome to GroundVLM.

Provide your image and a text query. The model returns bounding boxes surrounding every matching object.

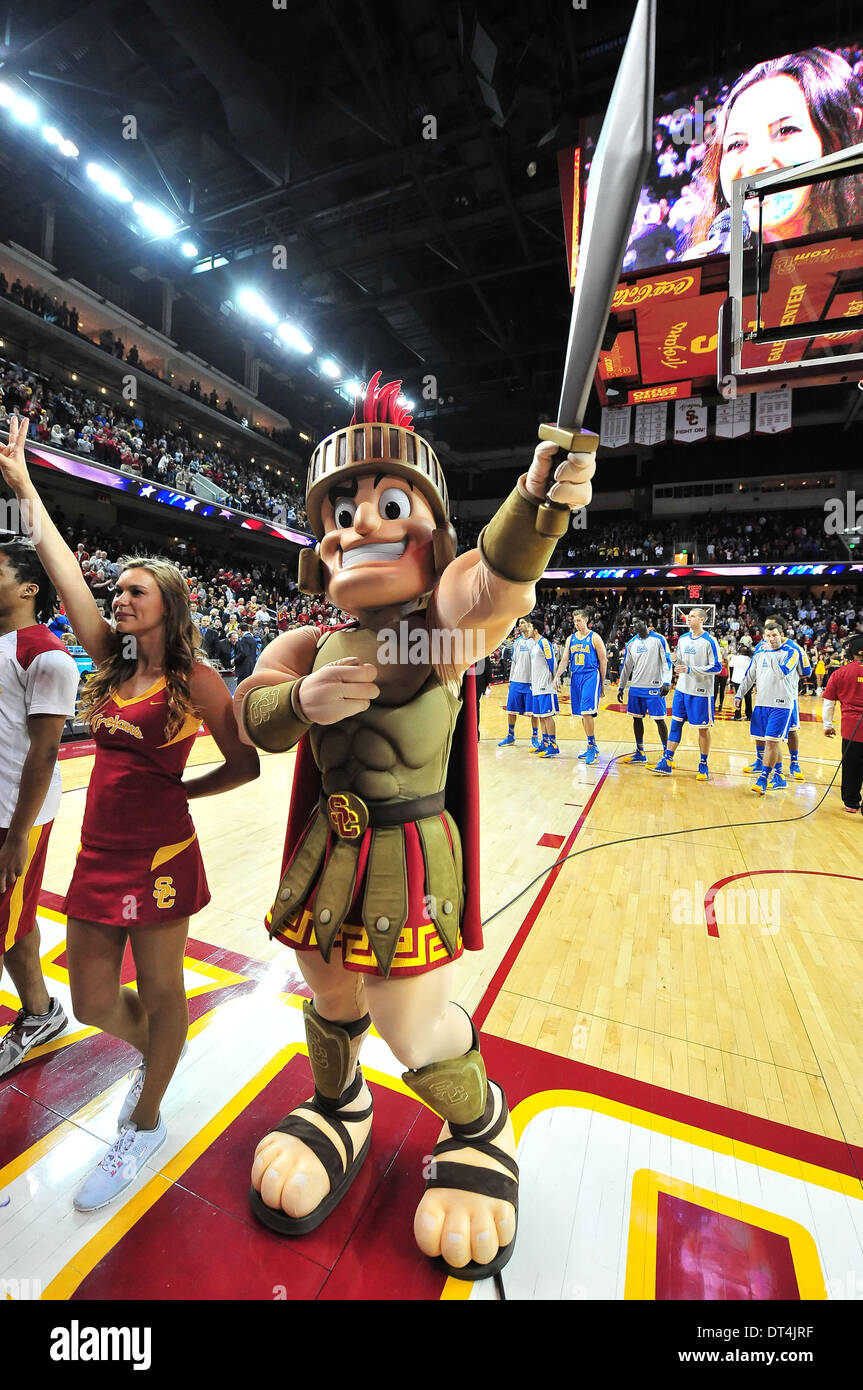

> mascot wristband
[242,678,311,753]
[478,474,562,584]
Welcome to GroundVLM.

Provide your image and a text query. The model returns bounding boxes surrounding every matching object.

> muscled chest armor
[310,618,461,802]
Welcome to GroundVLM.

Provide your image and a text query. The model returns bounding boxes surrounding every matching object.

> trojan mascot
[234,373,595,1279]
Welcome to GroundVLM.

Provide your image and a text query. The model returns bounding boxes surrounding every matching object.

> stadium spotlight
[238,287,278,325]
[0,83,13,107]
[133,200,178,237]
[180,241,199,258]
[319,357,340,379]
[42,126,63,146]
[59,138,79,157]
[277,322,313,354]
[345,379,363,396]
[11,95,37,124]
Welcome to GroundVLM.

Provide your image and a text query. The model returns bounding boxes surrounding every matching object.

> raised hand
[0,415,31,493]
[296,656,380,725]
[525,440,596,511]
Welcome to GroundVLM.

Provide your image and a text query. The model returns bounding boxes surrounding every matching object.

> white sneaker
[0,997,67,1077]
[117,1040,187,1130]
[73,1117,167,1212]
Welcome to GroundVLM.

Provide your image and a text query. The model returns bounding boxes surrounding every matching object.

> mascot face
[319,471,438,610]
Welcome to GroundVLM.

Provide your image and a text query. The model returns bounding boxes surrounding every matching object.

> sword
[536,0,656,537]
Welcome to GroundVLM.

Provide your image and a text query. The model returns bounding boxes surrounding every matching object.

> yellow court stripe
[42,1040,305,1300]
[441,1085,863,1301]
[624,1168,827,1301]
[509,1089,863,1200]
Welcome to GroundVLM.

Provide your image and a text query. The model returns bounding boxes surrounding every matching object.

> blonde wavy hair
[79,556,203,741]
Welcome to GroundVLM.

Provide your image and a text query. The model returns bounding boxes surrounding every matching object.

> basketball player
[554,608,606,764]
[498,617,539,749]
[617,616,671,763]
[652,607,720,780]
[742,623,810,779]
[734,617,799,792]
[529,622,560,757]
[822,633,863,812]
[785,634,812,782]
[0,536,79,1076]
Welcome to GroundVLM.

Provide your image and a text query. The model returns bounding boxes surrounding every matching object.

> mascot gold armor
[233,371,596,1279]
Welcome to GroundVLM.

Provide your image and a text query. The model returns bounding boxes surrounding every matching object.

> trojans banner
[637,292,725,383]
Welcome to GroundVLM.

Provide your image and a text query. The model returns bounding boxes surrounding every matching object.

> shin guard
[401,1012,488,1128]
[303,1000,371,1101]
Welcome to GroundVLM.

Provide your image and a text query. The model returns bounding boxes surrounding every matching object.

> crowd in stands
[558,510,849,564]
[0,273,298,451]
[0,360,310,527]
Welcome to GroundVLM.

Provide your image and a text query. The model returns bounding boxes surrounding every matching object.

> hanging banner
[810,290,863,353]
[600,406,632,449]
[599,330,639,381]
[714,397,752,439]
[610,268,702,313]
[755,390,793,435]
[673,397,708,444]
[628,381,692,404]
[637,292,725,384]
[634,402,667,446]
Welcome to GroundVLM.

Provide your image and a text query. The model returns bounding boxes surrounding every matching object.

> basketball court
[3,686,861,1302]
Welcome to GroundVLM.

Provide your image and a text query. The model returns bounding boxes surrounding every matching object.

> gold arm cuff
[477,474,560,584]
[241,678,311,753]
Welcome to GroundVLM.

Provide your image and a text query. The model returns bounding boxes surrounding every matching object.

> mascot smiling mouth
[340,539,409,570]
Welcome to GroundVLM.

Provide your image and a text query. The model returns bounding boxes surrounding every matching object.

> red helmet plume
[350,370,414,430]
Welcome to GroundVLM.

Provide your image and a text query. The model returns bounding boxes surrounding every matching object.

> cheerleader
[0,418,259,1210]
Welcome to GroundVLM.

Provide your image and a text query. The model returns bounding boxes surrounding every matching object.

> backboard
[718,142,863,396]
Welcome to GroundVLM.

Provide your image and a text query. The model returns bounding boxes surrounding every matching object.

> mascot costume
[234,373,596,1278]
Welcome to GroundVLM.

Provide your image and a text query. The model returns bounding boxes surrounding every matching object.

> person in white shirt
[0,535,80,1075]
[729,646,753,720]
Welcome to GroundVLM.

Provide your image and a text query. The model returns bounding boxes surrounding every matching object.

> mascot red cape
[233,372,596,1279]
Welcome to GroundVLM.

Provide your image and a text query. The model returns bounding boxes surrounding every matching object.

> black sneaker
[0,997,68,1077]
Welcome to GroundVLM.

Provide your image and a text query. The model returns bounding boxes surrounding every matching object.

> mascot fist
[525,441,596,512]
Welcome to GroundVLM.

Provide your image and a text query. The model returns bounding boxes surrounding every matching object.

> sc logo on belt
[327,792,369,840]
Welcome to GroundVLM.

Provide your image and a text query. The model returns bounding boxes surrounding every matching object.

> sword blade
[557,0,656,431]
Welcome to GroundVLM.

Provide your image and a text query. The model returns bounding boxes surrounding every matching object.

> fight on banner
[673,397,708,444]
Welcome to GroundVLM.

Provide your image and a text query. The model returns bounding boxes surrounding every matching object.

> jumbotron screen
[572,42,863,281]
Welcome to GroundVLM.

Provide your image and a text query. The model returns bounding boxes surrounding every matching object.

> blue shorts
[627,686,667,718]
[570,669,601,716]
[506,680,532,715]
[531,691,559,717]
[787,699,799,733]
[671,688,714,728]
[750,705,794,742]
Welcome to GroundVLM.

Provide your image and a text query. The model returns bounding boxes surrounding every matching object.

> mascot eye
[379,487,411,521]
[334,498,356,528]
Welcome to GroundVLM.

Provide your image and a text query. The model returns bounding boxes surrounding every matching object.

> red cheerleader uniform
[64,675,210,927]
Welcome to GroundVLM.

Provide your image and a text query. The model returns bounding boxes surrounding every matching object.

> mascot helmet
[300,371,457,594]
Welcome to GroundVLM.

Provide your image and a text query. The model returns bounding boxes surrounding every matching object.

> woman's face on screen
[719,75,823,238]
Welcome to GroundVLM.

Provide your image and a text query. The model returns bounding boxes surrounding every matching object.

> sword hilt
[535,423,599,537]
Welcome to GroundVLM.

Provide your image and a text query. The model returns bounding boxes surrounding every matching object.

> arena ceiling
[0,0,860,477]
